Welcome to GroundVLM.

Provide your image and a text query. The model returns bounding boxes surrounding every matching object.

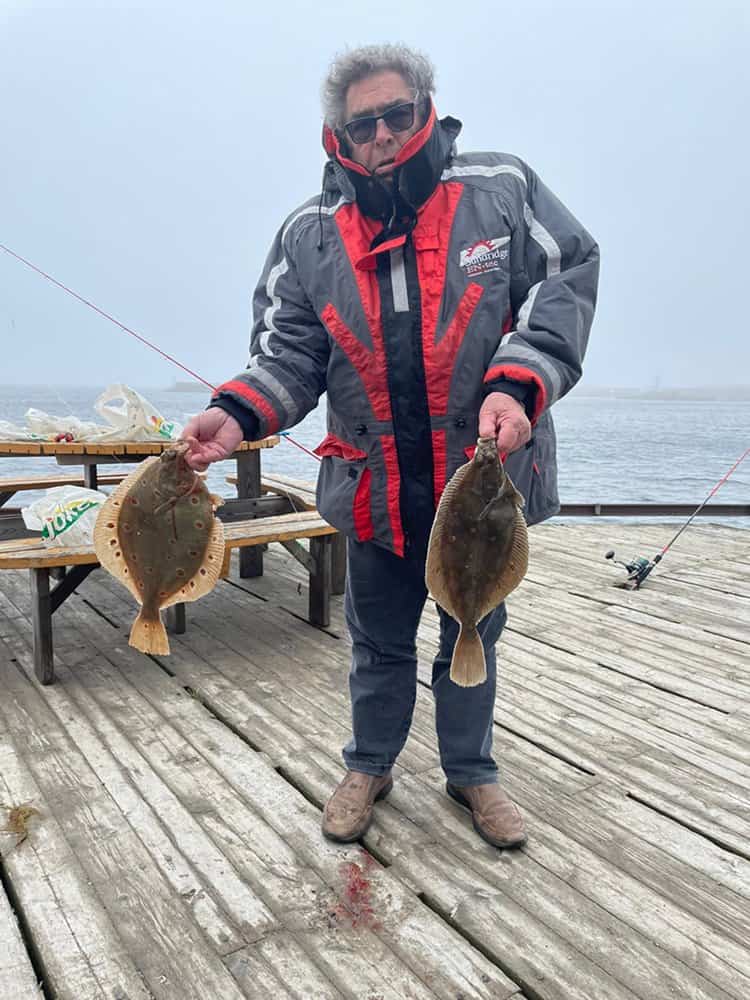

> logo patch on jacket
[459,236,510,276]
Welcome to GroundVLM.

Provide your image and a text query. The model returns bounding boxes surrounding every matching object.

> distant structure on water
[166,380,212,393]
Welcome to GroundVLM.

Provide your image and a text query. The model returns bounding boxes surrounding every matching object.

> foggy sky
[1,0,747,390]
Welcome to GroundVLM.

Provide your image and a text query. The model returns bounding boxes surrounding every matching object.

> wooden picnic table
[0,436,280,577]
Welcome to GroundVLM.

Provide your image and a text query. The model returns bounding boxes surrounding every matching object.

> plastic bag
[25,408,109,441]
[0,419,37,441]
[93,384,183,441]
[21,486,109,547]
[2,385,182,442]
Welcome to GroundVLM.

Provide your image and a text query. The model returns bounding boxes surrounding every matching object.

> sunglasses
[342,99,418,145]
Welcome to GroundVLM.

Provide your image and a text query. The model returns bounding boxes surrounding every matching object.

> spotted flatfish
[425,437,528,686]
[93,442,224,654]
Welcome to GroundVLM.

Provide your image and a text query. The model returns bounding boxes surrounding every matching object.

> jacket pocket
[314,434,373,541]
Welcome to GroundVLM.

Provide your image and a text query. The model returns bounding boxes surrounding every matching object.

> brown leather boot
[447,782,527,848]
[321,771,393,843]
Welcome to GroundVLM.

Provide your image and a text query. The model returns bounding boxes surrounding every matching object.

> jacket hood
[321,99,462,229]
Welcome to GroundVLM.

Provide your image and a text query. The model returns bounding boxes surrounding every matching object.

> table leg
[308,535,332,628]
[236,451,263,578]
[166,603,186,634]
[29,568,54,685]
[83,463,99,490]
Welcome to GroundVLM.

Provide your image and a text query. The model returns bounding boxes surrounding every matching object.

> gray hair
[321,43,436,129]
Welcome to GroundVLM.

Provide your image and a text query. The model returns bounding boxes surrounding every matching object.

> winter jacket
[212,100,599,557]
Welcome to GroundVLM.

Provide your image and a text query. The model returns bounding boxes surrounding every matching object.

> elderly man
[183,44,599,849]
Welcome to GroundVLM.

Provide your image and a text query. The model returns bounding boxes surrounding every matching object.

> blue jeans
[342,538,506,786]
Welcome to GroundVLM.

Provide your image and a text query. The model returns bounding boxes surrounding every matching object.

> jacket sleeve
[484,161,600,423]
[211,220,329,438]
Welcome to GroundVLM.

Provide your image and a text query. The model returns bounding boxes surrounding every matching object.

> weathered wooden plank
[388,772,745,1000]
[505,593,750,698]
[0,438,279,457]
[0,512,336,570]
[501,622,745,713]
[2,519,749,999]
[0,472,128,493]
[225,946,297,999]
[504,766,750,956]
[500,629,739,723]
[0,657,249,1000]
[578,783,750,900]
[0,729,154,999]
[17,641,276,954]
[51,625,520,999]
[234,931,345,1000]
[0,880,42,999]
[57,580,442,853]
[392,848,642,1000]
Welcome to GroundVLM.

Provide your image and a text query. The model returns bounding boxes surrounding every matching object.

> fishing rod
[605,444,750,588]
[0,242,321,462]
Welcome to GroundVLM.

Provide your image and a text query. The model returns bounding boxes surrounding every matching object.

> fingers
[495,414,530,454]
[181,435,210,472]
[478,392,531,456]
[478,408,498,439]
[180,410,244,471]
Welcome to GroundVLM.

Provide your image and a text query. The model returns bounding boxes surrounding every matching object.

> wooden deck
[1,520,748,1000]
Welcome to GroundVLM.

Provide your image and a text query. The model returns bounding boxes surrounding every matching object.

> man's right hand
[181,408,244,472]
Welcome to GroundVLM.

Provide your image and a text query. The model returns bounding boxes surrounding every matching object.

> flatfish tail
[450,624,487,687]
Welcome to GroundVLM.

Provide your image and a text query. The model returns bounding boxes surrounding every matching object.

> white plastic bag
[93,384,183,441]
[21,486,109,547]
[25,408,109,441]
[0,419,37,441]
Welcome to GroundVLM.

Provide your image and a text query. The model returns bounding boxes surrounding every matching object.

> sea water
[0,384,747,512]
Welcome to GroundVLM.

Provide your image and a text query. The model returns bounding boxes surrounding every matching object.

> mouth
[374,159,396,175]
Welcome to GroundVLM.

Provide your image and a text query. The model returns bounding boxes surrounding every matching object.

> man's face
[342,70,422,180]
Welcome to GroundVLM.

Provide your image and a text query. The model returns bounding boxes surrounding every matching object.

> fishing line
[0,242,321,462]
[605,444,750,588]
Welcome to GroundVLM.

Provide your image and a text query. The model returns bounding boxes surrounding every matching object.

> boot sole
[446,783,527,849]
[322,777,394,844]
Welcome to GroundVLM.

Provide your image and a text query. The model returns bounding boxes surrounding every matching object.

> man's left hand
[478,392,531,456]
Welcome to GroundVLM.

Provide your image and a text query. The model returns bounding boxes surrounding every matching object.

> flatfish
[425,437,528,686]
[93,442,224,654]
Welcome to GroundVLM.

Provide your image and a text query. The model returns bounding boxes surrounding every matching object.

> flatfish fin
[161,515,225,609]
[93,458,160,604]
[450,624,487,687]
[129,610,170,655]
[424,461,471,618]
[483,506,529,609]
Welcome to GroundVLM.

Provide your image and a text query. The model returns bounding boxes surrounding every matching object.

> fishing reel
[604,550,659,589]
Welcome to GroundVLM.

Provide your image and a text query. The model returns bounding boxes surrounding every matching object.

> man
[182,44,599,849]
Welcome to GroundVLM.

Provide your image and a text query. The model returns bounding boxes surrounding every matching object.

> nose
[374,116,394,144]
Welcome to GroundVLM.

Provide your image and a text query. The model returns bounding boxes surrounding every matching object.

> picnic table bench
[0,471,129,508]
[227,472,347,594]
[0,510,338,685]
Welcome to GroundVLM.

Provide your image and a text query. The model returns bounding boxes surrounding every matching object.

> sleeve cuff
[483,377,536,418]
[209,398,260,441]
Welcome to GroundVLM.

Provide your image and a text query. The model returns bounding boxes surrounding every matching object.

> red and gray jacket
[212,101,599,557]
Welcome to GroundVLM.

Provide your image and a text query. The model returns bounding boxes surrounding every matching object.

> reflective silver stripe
[281,195,347,242]
[390,247,409,313]
[262,196,348,342]
[244,361,300,424]
[516,281,543,333]
[261,257,289,349]
[496,341,562,402]
[523,203,561,277]
[441,163,527,185]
